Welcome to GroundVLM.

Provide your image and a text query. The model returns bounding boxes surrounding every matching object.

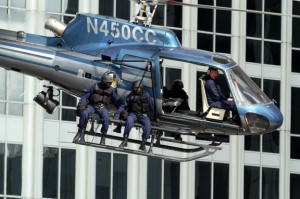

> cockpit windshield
[227,66,271,106]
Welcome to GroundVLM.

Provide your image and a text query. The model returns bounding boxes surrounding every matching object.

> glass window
[245,135,260,151]
[213,163,229,199]
[244,166,260,199]
[165,68,181,90]
[113,154,127,199]
[0,0,7,6]
[7,71,23,102]
[291,136,300,159]
[43,147,59,198]
[147,157,162,199]
[99,0,113,16]
[0,69,6,100]
[7,103,22,116]
[246,39,262,63]
[61,91,77,122]
[46,0,62,13]
[164,160,179,199]
[216,10,231,34]
[0,143,4,195]
[292,18,300,48]
[195,161,211,199]
[264,41,281,65]
[262,167,279,199]
[6,144,22,196]
[197,8,213,32]
[216,35,231,54]
[291,87,300,134]
[167,4,182,28]
[246,13,262,38]
[197,33,213,51]
[264,15,281,40]
[96,152,111,199]
[293,1,300,15]
[247,0,262,11]
[152,5,164,26]
[290,173,300,199]
[292,50,300,72]
[116,0,130,20]
[265,0,281,13]
[0,103,5,115]
[263,131,279,153]
[263,79,280,108]
[60,149,75,199]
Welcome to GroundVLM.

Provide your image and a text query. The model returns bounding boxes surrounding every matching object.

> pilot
[74,73,120,144]
[114,80,154,151]
[163,79,190,111]
[205,67,238,122]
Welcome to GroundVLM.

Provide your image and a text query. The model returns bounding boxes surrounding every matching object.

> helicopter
[0,0,283,162]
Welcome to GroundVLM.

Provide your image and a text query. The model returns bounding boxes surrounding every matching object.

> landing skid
[73,130,222,162]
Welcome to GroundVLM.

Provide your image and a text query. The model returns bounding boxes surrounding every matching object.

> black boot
[113,124,122,133]
[119,134,128,148]
[100,134,106,145]
[73,128,85,143]
[139,138,147,151]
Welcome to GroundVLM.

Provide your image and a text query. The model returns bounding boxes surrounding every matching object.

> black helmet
[133,80,143,89]
[101,73,113,84]
[172,79,183,90]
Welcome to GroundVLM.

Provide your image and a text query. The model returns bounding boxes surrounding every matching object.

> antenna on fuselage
[132,0,158,26]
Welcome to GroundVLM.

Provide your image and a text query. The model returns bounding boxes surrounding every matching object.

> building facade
[0,0,299,199]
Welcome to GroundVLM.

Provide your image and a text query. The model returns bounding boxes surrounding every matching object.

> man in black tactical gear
[74,73,119,144]
[114,80,154,151]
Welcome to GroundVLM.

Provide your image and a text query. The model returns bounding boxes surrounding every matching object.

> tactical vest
[89,84,113,106]
[129,91,150,115]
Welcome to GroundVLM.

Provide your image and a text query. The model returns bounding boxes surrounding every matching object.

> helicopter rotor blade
[132,0,300,19]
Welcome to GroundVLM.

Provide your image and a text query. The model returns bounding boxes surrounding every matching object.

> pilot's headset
[172,79,184,90]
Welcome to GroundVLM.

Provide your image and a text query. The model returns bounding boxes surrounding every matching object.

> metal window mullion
[57,148,62,199]
[4,143,7,197]
[110,152,113,199]
[211,161,214,199]
[161,159,164,199]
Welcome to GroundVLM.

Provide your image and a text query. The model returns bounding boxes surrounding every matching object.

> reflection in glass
[293,1,300,15]
[62,92,76,107]
[7,71,23,102]
[147,157,162,199]
[263,79,280,108]
[0,69,5,100]
[164,160,179,199]
[7,144,22,195]
[292,18,300,48]
[46,0,62,13]
[0,103,5,115]
[247,0,262,11]
[244,166,260,199]
[262,167,279,199]
[43,147,59,198]
[165,68,181,90]
[214,163,229,199]
[216,0,231,7]
[152,5,164,26]
[264,0,281,13]
[0,0,7,6]
[60,149,75,199]
[8,103,23,116]
[195,161,211,199]
[64,0,78,23]
[96,152,111,199]
[0,143,4,194]
[11,0,25,8]
[113,154,127,199]
[290,173,300,199]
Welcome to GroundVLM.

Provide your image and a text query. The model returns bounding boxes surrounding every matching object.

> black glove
[76,102,86,113]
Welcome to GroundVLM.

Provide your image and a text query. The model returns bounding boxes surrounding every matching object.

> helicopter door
[117,49,162,114]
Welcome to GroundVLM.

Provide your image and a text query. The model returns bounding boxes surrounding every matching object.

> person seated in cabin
[114,80,154,151]
[163,79,190,112]
[205,67,239,122]
[73,73,120,144]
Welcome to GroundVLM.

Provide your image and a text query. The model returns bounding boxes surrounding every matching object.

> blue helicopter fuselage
[0,13,283,135]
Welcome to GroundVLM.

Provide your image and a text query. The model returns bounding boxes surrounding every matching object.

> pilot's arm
[77,83,96,112]
[114,93,131,119]
[205,80,226,101]
[111,88,120,108]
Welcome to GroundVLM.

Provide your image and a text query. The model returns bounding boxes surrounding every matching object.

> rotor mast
[132,0,158,26]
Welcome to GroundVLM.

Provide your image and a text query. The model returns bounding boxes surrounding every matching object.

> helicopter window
[228,66,271,106]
